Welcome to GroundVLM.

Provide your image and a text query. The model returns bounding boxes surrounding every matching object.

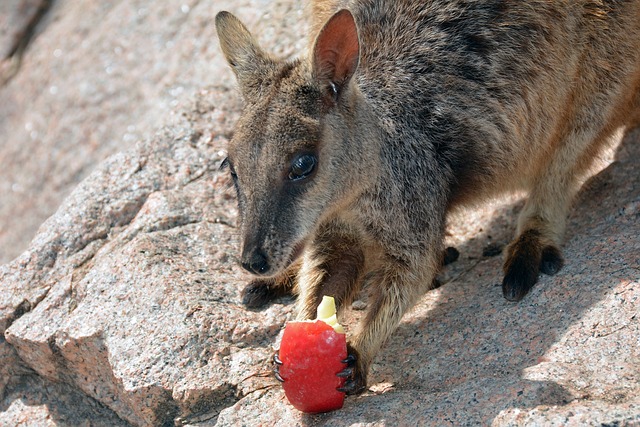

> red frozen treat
[278,296,347,413]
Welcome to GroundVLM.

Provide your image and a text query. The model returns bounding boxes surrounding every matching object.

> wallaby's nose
[241,249,270,275]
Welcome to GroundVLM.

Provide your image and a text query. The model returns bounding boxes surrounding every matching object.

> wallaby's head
[215,10,362,277]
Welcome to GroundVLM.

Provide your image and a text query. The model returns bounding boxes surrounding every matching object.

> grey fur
[216,1,640,394]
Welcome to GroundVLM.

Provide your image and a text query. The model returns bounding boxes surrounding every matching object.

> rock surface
[1,1,639,426]
[0,0,307,265]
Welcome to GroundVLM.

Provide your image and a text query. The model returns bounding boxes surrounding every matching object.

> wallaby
[215,0,640,394]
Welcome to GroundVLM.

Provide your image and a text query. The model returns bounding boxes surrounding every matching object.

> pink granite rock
[1,1,639,426]
[0,0,307,264]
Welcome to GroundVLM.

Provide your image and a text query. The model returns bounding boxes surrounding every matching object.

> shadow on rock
[0,373,129,427]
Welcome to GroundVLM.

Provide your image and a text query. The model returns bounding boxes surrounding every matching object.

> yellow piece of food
[316,296,345,334]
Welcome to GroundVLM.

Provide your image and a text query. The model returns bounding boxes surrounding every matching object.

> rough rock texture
[0,0,307,265]
[1,1,639,426]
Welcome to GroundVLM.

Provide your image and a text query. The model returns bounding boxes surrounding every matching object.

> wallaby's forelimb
[295,220,366,320]
[342,254,437,394]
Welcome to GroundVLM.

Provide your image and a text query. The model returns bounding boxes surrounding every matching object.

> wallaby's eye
[288,153,317,181]
[329,81,339,101]
[220,157,229,170]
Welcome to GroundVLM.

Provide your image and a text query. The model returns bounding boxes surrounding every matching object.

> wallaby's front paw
[241,279,274,308]
[502,230,563,301]
[242,276,295,309]
[336,346,367,395]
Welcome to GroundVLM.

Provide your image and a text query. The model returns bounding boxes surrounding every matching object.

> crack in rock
[0,0,53,85]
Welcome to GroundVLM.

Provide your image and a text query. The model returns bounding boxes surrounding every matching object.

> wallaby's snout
[240,245,270,276]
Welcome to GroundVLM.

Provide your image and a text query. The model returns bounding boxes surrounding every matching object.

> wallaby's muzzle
[240,246,270,276]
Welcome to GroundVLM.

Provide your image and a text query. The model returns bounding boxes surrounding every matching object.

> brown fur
[215,0,640,394]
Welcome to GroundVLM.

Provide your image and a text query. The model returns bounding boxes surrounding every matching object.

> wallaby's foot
[443,246,460,265]
[540,245,564,275]
[502,230,564,301]
[336,345,367,395]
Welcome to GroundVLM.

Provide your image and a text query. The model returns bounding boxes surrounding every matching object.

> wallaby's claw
[273,352,283,365]
[337,346,366,395]
[273,351,284,382]
[341,353,357,366]
[336,372,367,395]
[337,352,356,382]
[336,367,354,378]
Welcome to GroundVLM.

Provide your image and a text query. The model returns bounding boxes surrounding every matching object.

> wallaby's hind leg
[502,124,620,301]
[241,260,300,308]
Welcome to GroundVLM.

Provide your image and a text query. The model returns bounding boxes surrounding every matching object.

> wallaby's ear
[215,11,273,99]
[312,9,360,103]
